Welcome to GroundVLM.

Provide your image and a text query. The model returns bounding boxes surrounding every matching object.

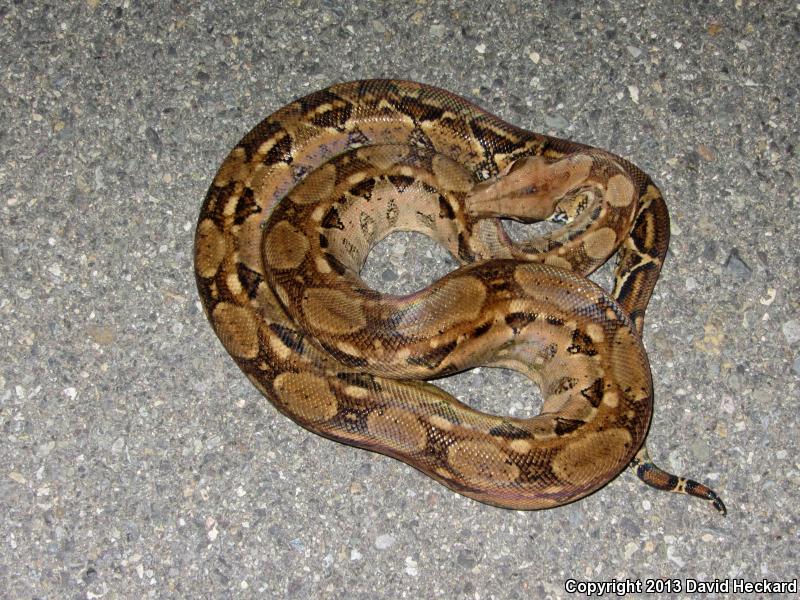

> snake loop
[195,80,724,512]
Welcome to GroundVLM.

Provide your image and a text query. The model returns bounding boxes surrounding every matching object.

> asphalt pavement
[1,2,798,598]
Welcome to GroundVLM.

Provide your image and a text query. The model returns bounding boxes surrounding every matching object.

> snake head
[466,156,592,223]
[464,154,594,224]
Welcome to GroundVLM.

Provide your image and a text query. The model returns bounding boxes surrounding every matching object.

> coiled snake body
[195,80,724,512]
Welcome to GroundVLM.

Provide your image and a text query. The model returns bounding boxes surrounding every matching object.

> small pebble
[544,114,568,130]
[626,45,643,58]
[375,534,395,550]
[404,556,419,576]
[782,319,800,344]
[724,248,752,280]
[429,24,445,38]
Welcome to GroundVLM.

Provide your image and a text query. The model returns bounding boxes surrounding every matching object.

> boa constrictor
[195,79,725,513]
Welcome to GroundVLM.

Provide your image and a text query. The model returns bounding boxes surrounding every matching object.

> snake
[194,79,725,513]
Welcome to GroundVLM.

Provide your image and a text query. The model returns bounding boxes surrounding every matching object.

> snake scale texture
[195,79,725,513]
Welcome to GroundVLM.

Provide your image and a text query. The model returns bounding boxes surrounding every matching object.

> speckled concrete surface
[2,1,798,598]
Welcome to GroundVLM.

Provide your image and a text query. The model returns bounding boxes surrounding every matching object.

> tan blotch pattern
[513,263,589,297]
[366,407,428,452]
[447,439,521,483]
[602,391,619,408]
[582,227,618,260]
[290,163,336,205]
[264,221,310,270]
[585,323,605,343]
[315,256,332,274]
[513,264,543,294]
[431,153,475,192]
[543,255,574,271]
[427,414,455,431]
[550,428,633,486]
[237,216,268,273]
[226,272,243,296]
[397,276,487,333]
[509,438,533,454]
[269,333,294,361]
[611,327,650,402]
[302,288,367,334]
[606,173,636,207]
[212,302,259,359]
[213,147,248,187]
[273,372,339,423]
[358,144,410,170]
[195,219,227,278]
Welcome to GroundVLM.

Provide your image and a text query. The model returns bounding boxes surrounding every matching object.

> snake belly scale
[195,79,725,512]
